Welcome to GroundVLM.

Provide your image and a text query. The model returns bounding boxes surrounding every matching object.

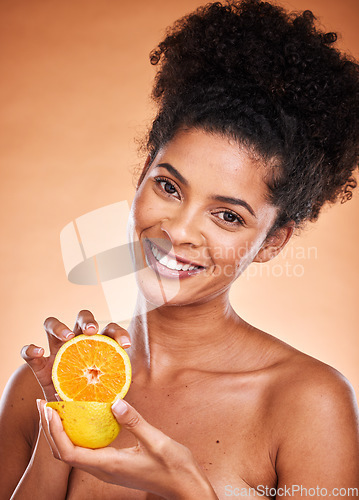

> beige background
[1,0,358,400]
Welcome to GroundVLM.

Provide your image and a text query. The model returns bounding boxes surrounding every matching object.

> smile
[144,240,205,278]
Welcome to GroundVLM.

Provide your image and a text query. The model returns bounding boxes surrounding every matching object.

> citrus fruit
[52,334,132,403]
[47,401,121,448]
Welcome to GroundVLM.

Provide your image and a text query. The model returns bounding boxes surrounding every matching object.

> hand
[21,310,131,401]
[37,399,218,500]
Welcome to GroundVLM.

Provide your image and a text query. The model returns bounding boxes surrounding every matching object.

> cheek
[132,188,159,232]
[208,231,265,278]
[208,242,242,280]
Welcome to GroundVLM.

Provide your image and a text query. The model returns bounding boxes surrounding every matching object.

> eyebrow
[213,195,256,218]
[157,163,188,186]
[156,162,256,218]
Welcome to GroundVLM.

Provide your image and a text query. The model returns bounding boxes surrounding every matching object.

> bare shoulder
[0,364,43,498]
[233,322,357,419]
[0,363,43,451]
[271,346,358,419]
[1,363,43,422]
[266,345,359,483]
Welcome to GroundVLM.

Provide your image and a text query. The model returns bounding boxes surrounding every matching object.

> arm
[11,424,71,500]
[38,398,218,500]
[0,365,70,500]
[275,368,359,498]
[0,365,40,499]
[1,310,131,499]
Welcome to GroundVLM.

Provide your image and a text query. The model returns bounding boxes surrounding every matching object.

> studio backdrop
[1,0,358,400]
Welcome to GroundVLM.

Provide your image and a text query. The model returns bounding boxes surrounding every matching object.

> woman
[1,1,359,498]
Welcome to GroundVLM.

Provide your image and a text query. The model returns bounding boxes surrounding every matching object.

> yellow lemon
[47,401,120,449]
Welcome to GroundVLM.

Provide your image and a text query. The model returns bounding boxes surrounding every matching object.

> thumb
[111,399,163,449]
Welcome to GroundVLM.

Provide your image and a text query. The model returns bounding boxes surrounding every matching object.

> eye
[154,177,181,199]
[213,210,245,227]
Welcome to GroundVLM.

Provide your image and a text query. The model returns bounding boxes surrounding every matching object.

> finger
[21,343,45,362]
[21,344,47,370]
[100,323,131,349]
[45,415,138,485]
[43,402,107,469]
[37,399,61,459]
[43,317,75,352]
[21,344,59,400]
[111,399,167,451]
[73,310,99,336]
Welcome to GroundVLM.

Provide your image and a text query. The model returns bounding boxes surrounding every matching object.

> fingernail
[120,336,131,348]
[45,405,52,423]
[112,398,127,415]
[65,330,74,339]
[34,347,44,355]
[86,323,97,332]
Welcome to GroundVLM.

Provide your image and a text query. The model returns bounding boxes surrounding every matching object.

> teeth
[158,255,168,266]
[149,242,200,272]
[167,259,178,270]
[152,246,159,259]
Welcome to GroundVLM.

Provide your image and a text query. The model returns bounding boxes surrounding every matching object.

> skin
[1,129,358,499]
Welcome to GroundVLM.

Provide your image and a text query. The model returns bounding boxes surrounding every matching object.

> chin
[135,266,232,311]
[134,265,182,310]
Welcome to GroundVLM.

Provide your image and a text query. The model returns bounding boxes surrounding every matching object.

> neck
[127,292,247,382]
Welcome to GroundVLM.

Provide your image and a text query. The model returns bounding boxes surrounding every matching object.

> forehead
[153,128,271,203]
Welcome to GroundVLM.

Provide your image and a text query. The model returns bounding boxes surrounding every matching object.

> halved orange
[52,334,132,402]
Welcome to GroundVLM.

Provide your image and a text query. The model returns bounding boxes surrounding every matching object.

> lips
[144,240,205,278]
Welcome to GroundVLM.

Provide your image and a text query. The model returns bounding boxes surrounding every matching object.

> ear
[253,223,294,263]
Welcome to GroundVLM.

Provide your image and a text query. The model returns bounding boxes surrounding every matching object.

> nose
[160,206,205,248]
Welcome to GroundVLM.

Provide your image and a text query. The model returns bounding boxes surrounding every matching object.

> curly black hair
[140,0,359,231]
